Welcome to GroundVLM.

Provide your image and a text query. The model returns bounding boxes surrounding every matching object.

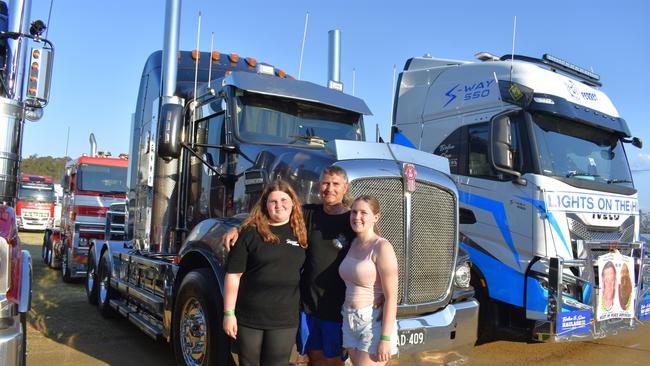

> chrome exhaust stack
[149,0,184,253]
[327,29,343,91]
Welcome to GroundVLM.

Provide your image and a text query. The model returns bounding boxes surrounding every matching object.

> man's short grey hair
[320,165,352,207]
[321,165,349,183]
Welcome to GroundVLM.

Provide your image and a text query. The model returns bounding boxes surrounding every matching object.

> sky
[21,0,650,207]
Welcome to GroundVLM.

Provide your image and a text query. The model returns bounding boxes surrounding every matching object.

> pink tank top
[338,238,384,308]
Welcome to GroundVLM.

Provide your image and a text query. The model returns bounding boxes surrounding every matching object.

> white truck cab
[393,52,650,341]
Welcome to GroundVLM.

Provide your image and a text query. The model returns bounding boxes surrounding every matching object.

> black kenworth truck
[84,1,478,365]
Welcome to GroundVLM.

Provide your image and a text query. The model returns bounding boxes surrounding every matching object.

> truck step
[110,277,164,314]
[109,298,163,340]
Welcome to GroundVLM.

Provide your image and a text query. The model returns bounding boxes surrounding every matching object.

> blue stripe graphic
[516,195,571,257]
[459,191,521,268]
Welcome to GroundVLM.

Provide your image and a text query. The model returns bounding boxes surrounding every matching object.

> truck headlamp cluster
[454,262,471,288]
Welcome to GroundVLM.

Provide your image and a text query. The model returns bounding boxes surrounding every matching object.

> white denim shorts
[341,305,398,356]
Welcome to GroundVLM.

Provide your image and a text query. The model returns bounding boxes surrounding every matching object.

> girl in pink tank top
[339,195,398,365]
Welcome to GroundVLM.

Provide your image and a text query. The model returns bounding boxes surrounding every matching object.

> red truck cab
[16,174,55,231]
[43,155,128,282]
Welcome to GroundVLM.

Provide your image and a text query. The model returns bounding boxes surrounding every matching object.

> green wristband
[380,335,391,341]
[223,310,235,316]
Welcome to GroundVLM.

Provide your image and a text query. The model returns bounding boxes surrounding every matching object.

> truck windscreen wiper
[606,178,633,184]
[289,134,327,146]
[565,171,599,179]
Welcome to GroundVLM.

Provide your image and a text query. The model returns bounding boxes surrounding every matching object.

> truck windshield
[17,185,54,203]
[235,92,363,146]
[532,113,633,188]
[78,164,128,193]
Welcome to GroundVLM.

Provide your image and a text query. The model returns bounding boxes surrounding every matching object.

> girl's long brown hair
[240,179,308,248]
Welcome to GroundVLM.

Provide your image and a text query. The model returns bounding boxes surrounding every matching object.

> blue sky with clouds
[21,0,650,206]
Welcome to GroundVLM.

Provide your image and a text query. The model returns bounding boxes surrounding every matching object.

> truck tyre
[97,250,115,318]
[472,271,498,344]
[172,269,234,366]
[42,231,50,263]
[61,246,73,283]
[86,249,98,305]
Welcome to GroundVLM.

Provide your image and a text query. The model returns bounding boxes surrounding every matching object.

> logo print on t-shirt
[332,234,348,250]
[286,239,300,247]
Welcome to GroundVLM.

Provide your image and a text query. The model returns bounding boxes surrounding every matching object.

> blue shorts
[297,312,343,358]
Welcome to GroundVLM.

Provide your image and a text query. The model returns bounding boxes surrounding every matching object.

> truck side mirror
[25,45,54,113]
[157,102,183,159]
[489,112,526,185]
[491,115,513,170]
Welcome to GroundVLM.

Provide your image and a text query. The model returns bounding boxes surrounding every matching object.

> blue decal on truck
[516,195,571,257]
[459,191,521,268]
[558,310,591,335]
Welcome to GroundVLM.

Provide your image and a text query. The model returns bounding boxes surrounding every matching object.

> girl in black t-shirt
[223,179,308,366]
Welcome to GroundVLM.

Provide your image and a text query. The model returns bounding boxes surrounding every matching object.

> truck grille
[349,178,456,305]
[568,216,635,243]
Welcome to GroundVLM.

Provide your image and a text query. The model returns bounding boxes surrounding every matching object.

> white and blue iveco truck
[392,52,650,342]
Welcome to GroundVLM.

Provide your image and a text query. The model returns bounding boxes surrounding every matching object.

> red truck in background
[43,146,128,283]
[16,174,55,231]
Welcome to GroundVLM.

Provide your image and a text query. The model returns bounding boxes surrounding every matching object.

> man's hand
[221,227,240,252]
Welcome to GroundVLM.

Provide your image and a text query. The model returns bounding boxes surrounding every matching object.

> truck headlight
[454,262,471,288]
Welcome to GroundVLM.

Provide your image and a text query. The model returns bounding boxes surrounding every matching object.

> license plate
[397,328,425,347]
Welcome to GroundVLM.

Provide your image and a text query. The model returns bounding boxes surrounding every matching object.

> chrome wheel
[87,262,95,294]
[180,297,208,366]
[99,265,109,304]
[61,252,67,277]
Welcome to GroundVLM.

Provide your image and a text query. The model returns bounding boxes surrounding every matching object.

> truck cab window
[185,113,228,227]
[467,122,519,180]
[235,92,363,145]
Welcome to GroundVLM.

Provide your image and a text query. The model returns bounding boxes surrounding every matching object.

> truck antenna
[298,12,309,80]
[208,32,214,89]
[509,15,517,81]
[191,11,202,149]
[45,0,54,39]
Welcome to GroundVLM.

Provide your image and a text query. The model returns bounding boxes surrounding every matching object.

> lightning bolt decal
[443,84,459,107]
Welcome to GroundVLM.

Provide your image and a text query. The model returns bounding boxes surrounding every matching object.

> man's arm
[221,227,240,252]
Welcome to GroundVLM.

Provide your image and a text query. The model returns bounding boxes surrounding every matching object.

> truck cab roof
[395,53,629,137]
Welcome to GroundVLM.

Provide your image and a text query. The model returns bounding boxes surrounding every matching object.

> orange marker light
[212,51,221,63]
[276,69,286,78]
[191,50,200,61]
[32,49,40,59]
[229,53,239,63]
[245,57,257,67]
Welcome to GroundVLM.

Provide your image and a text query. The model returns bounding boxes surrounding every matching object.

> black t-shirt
[225,223,306,329]
[301,204,355,321]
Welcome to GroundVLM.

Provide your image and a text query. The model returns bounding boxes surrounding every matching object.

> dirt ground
[21,231,650,365]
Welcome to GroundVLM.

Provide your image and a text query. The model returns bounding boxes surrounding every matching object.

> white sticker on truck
[544,191,638,214]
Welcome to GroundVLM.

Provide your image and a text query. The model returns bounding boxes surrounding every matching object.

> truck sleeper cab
[393,52,650,342]
[86,44,478,366]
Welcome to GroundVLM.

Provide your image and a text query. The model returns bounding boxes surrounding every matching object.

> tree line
[20,154,70,182]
